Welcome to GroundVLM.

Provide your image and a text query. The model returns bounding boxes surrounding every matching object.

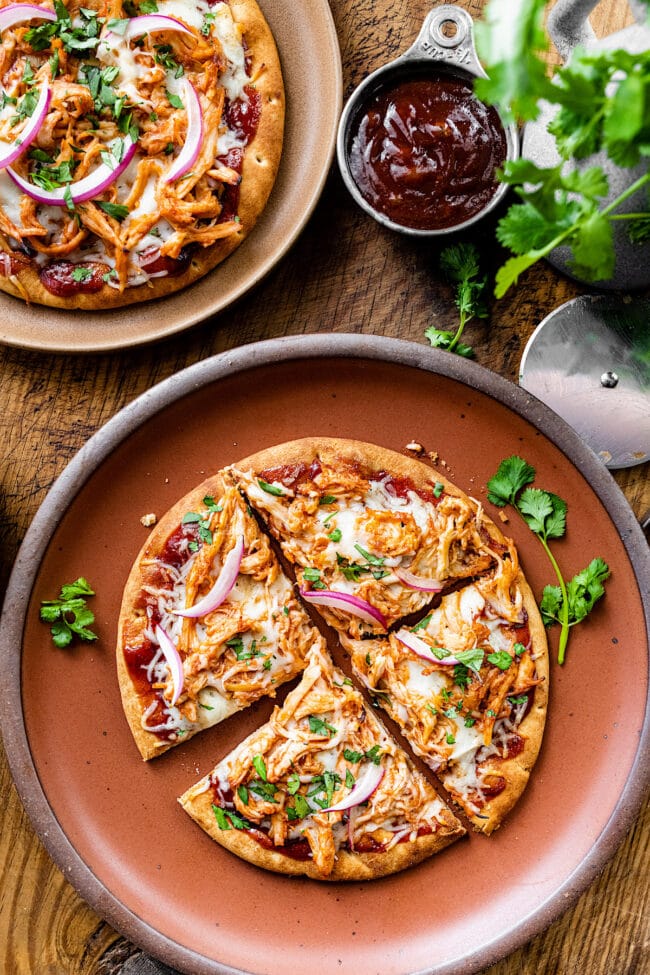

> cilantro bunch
[40,577,98,648]
[474,0,650,295]
[487,457,610,663]
[425,243,489,357]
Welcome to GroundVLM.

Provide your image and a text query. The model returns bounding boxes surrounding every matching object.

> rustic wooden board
[0,1,647,973]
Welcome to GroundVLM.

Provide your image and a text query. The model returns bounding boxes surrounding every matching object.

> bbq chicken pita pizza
[230,438,505,639]
[344,539,548,834]
[116,438,548,879]
[179,642,465,880]
[0,0,284,308]
[117,474,320,760]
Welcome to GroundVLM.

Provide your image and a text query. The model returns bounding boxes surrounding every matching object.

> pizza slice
[230,438,503,639]
[179,641,465,880]
[117,473,321,760]
[344,540,548,833]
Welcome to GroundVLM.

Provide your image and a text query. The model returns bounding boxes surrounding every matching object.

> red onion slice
[396,627,462,665]
[109,13,194,43]
[0,82,50,170]
[174,534,244,618]
[154,624,184,706]
[163,77,202,184]
[7,134,137,205]
[300,588,387,628]
[394,566,443,592]
[322,762,384,813]
[0,4,56,33]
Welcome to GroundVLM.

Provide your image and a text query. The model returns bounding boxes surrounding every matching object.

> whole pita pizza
[0,0,284,308]
[117,438,549,878]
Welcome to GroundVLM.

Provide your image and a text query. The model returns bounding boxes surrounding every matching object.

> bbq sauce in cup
[347,75,507,232]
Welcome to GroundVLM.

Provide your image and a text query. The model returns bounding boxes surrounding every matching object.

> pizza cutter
[519,295,650,469]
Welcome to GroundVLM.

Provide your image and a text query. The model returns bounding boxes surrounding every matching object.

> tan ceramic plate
[0,2,342,354]
[1,336,648,975]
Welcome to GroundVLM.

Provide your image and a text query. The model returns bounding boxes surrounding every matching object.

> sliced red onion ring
[0,4,56,33]
[7,134,137,205]
[0,82,50,170]
[394,566,443,592]
[300,588,387,628]
[396,627,462,665]
[107,13,193,43]
[154,624,184,706]
[163,77,202,184]
[174,534,244,618]
[322,762,384,813]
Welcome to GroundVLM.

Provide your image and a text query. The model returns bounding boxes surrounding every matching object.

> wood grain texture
[0,0,648,973]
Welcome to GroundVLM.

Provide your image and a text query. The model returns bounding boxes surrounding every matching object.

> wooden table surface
[0,0,648,973]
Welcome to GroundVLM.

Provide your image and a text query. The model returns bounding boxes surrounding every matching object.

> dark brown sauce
[258,459,323,490]
[39,259,108,297]
[348,75,507,230]
[217,85,261,223]
[139,246,192,276]
[0,251,32,277]
[379,471,442,505]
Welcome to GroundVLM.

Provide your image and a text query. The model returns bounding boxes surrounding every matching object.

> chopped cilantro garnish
[287,773,301,795]
[328,528,342,543]
[308,714,337,737]
[487,650,513,671]
[212,804,249,830]
[411,614,432,632]
[319,495,337,505]
[343,747,364,764]
[257,478,284,496]
[446,733,456,745]
[252,755,268,781]
[237,784,249,805]
[71,266,92,283]
[97,201,129,221]
[433,481,445,498]
[165,89,184,110]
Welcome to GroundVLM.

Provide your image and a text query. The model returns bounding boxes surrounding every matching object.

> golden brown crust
[233,437,498,522]
[179,784,461,881]
[0,0,284,309]
[466,575,549,834]
[116,473,229,761]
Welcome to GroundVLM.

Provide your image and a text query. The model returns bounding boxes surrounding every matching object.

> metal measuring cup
[336,5,519,236]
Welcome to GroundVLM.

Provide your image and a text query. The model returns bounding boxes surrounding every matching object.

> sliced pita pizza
[230,438,504,638]
[117,473,321,759]
[179,641,465,879]
[344,541,548,833]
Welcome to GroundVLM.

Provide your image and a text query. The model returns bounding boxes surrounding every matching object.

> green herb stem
[599,172,650,219]
[536,534,570,664]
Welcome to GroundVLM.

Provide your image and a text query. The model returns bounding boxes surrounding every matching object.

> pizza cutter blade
[519,295,650,469]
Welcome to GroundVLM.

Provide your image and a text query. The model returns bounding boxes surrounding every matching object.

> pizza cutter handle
[400,4,487,79]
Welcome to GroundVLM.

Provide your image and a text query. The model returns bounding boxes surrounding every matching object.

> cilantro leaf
[487,650,513,671]
[308,714,337,737]
[541,558,611,627]
[455,647,485,674]
[518,488,567,541]
[40,578,98,647]
[486,456,536,507]
[474,0,555,122]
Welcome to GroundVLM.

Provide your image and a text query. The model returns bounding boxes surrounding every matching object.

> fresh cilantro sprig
[487,457,609,664]
[425,243,489,357]
[541,557,611,629]
[39,577,98,648]
[474,0,650,294]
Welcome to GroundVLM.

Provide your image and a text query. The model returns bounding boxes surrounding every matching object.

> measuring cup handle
[546,0,598,61]
[403,5,486,79]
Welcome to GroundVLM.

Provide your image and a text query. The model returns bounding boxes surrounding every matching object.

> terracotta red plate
[1,335,648,975]
[0,0,342,354]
